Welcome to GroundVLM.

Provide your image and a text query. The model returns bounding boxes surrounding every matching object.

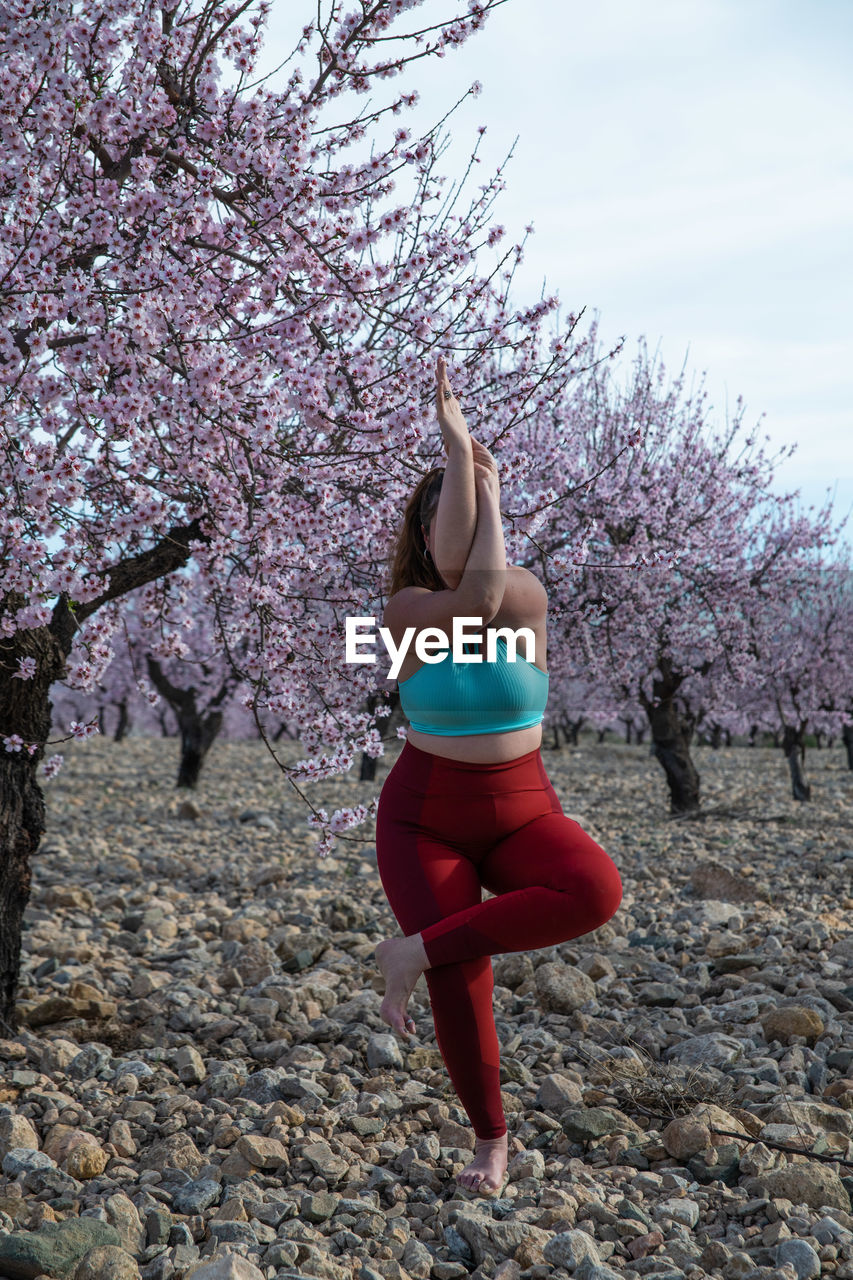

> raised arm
[457,447,507,622]
[429,356,476,590]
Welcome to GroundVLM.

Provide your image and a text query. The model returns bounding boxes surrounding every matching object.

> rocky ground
[1,735,852,1280]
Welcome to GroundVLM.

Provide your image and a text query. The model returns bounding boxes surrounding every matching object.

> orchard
[1,0,850,1042]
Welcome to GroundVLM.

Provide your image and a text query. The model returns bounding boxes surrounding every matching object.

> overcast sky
[259,0,853,528]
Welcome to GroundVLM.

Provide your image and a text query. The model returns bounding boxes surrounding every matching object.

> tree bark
[177,710,223,788]
[783,724,812,802]
[641,664,701,813]
[0,606,68,1031]
[146,658,230,789]
[114,698,131,742]
[843,724,853,771]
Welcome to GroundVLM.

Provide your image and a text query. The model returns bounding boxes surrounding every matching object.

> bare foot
[374,934,428,1039]
[457,1132,508,1195]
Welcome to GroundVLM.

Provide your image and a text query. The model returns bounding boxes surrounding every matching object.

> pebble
[0,737,851,1280]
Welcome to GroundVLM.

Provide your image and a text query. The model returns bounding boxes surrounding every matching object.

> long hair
[385,467,446,598]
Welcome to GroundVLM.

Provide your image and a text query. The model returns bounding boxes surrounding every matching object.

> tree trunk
[550,724,561,750]
[0,751,42,1034]
[597,728,607,744]
[635,725,647,746]
[273,721,296,742]
[566,717,584,746]
[622,718,633,745]
[176,710,223,788]
[0,617,67,1031]
[843,725,853,771]
[783,724,812,802]
[709,724,722,750]
[641,668,700,813]
[145,657,234,788]
[748,723,758,748]
[114,698,131,742]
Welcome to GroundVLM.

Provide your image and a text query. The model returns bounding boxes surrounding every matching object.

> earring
[424,547,432,561]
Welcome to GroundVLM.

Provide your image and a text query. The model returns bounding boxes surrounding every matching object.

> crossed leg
[376,810,622,1114]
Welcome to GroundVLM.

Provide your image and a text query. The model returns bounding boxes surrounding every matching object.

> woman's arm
[432,441,475,590]
[454,456,507,623]
[431,357,475,589]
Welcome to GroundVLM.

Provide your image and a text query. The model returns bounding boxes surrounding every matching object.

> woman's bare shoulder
[500,566,547,622]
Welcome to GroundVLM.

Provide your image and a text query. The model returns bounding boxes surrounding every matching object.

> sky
[257,0,853,528]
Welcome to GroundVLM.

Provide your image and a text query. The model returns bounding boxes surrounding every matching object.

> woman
[374,355,623,1197]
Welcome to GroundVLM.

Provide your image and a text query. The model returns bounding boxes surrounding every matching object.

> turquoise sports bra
[397,634,549,736]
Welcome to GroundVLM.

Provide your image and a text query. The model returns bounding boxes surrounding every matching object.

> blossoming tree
[0,0,614,1028]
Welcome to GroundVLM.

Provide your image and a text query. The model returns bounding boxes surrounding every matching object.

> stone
[235,1134,288,1170]
[637,982,683,1007]
[760,1006,825,1045]
[542,1229,601,1269]
[0,1219,122,1279]
[535,962,596,1013]
[662,1033,744,1067]
[662,1116,711,1160]
[578,954,616,981]
[300,1192,339,1222]
[760,1161,851,1212]
[138,1133,204,1177]
[653,1198,700,1229]
[765,1097,852,1137]
[535,1073,584,1110]
[687,1141,741,1186]
[775,1238,821,1280]
[559,1106,641,1143]
[690,861,757,903]
[175,1045,207,1084]
[63,1143,109,1180]
[628,1231,665,1259]
[493,954,535,989]
[23,996,118,1026]
[171,1178,222,1215]
[690,1102,750,1141]
[365,1032,404,1070]
[184,1257,266,1280]
[1,1148,56,1178]
[0,1114,40,1157]
[507,1149,545,1181]
[70,1244,140,1280]
[102,1194,145,1256]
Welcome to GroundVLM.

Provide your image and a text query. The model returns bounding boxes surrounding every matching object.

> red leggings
[375,739,623,1139]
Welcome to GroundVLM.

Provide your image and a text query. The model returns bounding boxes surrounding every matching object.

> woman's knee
[584,853,622,927]
[556,847,623,931]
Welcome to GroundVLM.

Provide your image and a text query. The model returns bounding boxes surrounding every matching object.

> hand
[469,435,497,474]
[473,458,500,505]
[435,355,470,449]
